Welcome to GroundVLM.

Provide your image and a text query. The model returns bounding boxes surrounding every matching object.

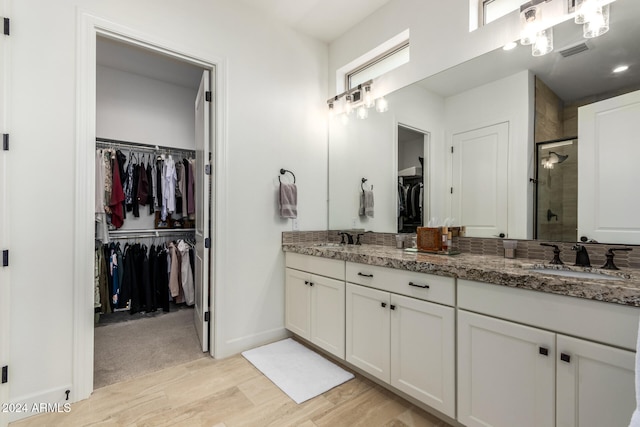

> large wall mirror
[328,0,640,244]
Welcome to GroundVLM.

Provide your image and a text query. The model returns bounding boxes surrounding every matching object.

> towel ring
[361,178,368,192]
[279,168,296,184]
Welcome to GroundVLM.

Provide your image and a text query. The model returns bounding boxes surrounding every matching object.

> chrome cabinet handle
[408,281,429,289]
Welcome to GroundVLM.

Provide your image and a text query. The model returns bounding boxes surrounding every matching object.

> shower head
[541,151,569,169]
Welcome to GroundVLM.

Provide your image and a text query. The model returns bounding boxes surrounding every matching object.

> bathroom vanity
[283,243,640,427]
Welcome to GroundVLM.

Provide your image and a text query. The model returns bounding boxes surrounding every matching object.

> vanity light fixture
[327,79,388,122]
[582,3,609,38]
[575,0,611,39]
[519,0,554,56]
[532,27,554,56]
[613,65,629,73]
[376,96,389,113]
[344,94,354,116]
[357,104,368,119]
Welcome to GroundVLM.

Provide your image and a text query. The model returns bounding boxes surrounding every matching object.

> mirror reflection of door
[397,125,427,233]
[535,138,578,241]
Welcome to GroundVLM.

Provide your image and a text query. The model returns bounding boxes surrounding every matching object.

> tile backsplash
[282,231,640,269]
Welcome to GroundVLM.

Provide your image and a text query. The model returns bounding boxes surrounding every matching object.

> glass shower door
[535,138,578,241]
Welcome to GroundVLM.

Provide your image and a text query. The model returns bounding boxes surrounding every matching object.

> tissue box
[417,227,442,252]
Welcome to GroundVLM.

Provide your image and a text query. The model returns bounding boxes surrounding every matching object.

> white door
[194,70,211,352]
[345,283,390,382]
[390,294,455,418]
[451,122,509,238]
[458,310,555,427]
[284,268,311,339]
[556,334,636,427]
[578,89,640,244]
[0,9,9,424]
[310,274,345,359]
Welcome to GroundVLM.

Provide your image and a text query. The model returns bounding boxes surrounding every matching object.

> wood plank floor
[11,350,454,427]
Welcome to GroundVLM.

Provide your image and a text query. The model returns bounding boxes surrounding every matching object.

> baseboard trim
[8,385,73,423]
[215,327,289,359]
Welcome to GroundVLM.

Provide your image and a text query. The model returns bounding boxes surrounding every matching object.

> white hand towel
[629,316,640,427]
[279,183,297,219]
[359,190,374,218]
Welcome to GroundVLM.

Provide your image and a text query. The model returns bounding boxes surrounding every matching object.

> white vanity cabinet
[345,262,456,418]
[285,253,346,359]
[457,279,637,427]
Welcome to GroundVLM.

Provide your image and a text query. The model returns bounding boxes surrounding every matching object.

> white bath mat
[242,338,354,404]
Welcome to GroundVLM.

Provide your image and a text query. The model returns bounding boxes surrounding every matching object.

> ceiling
[235,0,392,43]
[420,0,640,103]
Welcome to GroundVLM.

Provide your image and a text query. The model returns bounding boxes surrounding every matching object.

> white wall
[97,65,197,150]
[444,70,535,239]
[329,0,522,99]
[6,0,327,418]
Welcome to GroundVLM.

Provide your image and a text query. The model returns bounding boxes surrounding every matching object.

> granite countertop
[282,243,640,308]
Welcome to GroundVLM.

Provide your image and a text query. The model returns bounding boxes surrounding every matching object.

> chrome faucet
[571,244,591,267]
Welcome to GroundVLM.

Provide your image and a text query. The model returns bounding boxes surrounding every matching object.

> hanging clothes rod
[96,137,195,156]
[107,228,195,240]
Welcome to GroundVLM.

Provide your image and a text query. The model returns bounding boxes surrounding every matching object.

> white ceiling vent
[559,42,590,58]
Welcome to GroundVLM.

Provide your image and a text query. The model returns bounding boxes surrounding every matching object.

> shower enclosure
[535,138,578,242]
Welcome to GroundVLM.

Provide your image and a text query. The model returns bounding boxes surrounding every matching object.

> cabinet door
[346,283,391,382]
[285,268,311,339]
[390,294,455,418]
[310,274,345,359]
[556,334,636,427]
[458,310,555,427]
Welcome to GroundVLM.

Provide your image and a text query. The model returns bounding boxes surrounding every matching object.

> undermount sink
[312,243,344,248]
[528,268,625,281]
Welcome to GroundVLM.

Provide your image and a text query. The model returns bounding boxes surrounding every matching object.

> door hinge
[3,134,8,151]
[205,91,212,102]
[204,237,210,249]
[2,250,8,267]
[450,187,453,194]
[205,164,211,175]
[3,18,9,36]
[451,146,454,154]
[2,366,7,384]
[204,311,210,322]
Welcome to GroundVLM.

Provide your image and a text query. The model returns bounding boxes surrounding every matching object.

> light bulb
[520,6,541,46]
[575,0,597,24]
[344,94,353,115]
[376,97,388,113]
[357,105,368,120]
[583,4,609,38]
[364,86,374,108]
[532,27,553,57]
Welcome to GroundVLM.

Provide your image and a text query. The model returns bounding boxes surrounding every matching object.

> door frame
[74,12,226,401]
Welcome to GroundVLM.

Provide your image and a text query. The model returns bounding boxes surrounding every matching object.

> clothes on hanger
[95,145,196,230]
[95,238,195,315]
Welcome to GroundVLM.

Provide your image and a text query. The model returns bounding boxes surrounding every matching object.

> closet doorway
[93,35,213,389]
[397,125,428,233]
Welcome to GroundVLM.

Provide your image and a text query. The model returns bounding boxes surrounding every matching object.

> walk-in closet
[93,36,213,388]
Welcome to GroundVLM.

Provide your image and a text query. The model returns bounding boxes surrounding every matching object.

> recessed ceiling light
[613,65,629,73]
[503,42,518,51]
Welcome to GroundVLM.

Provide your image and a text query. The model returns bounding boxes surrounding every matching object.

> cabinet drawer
[458,279,640,351]
[285,252,345,280]
[346,262,455,306]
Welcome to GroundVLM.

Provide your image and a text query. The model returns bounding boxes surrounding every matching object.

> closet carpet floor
[93,307,207,389]
[11,349,454,427]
